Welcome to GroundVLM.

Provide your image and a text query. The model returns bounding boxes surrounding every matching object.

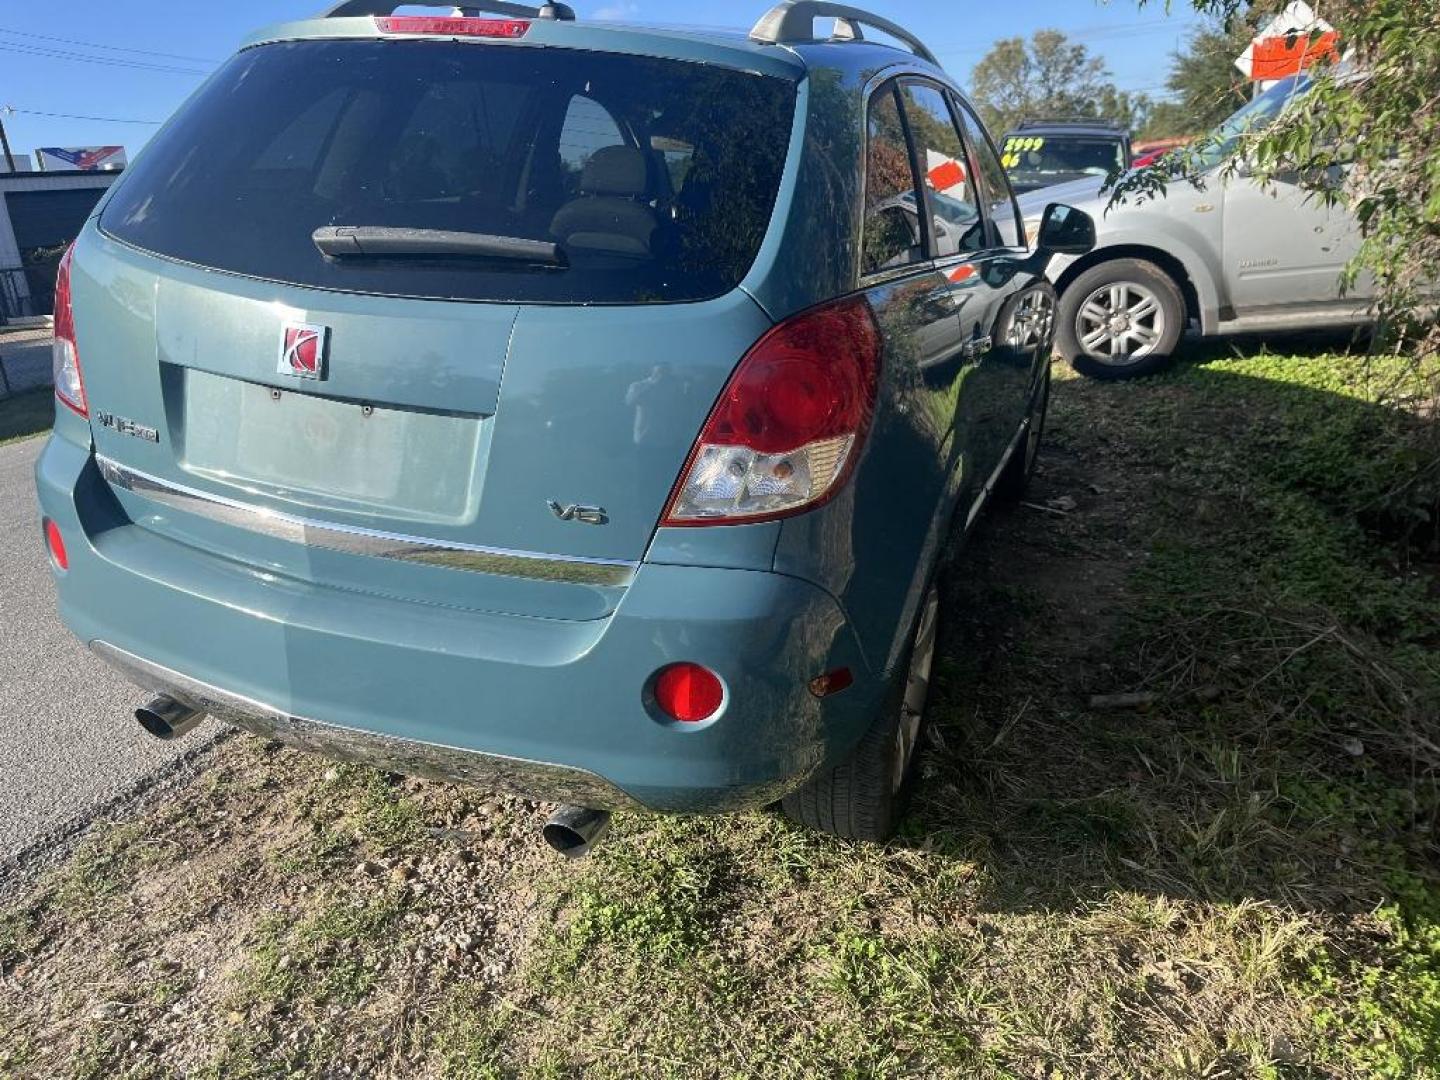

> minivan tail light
[374,16,530,37]
[52,244,87,418]
[663,296,881,526]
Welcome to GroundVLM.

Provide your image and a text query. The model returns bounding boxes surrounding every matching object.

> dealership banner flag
[1235,1,1338,87]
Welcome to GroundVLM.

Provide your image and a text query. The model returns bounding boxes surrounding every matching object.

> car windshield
[100,40,797,305]
[1197,74,1312,167]
[1002,135,1125,178]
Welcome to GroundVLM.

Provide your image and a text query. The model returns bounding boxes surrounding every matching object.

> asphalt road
[0,433,219,868]
[0,330,54,396]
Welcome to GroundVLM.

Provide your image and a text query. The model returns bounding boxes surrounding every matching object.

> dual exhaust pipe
[135,695,206,742]
[542,805,612,859]
[132,694,612,857]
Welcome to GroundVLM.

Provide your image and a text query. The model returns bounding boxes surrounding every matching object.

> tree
[1143,18,1257,139]
[969,30,1150,135]
[1138,101,1193,140]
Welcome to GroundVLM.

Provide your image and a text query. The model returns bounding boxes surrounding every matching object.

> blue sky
[0,0,1205,161]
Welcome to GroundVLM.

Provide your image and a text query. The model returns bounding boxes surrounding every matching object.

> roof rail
[749,1,940,67]
[323,1,575,19]
[1016,117,1126,131]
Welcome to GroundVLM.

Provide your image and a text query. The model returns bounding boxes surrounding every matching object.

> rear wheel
[1057,258,1185,380]
[782,583,939,842]
[994,360,1051,503]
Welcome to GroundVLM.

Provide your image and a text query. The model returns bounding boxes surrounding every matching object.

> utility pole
[0,111,16,174]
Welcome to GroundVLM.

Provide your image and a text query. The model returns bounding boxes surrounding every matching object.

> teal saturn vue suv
[36,0,1093,852]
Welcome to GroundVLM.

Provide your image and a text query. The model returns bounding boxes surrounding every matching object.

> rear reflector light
[663,296,881,526]
[374,16,530,37]
[809,668,854,699]
[52,244,87,418]
[44,519,68,571]
[653,663,724,724]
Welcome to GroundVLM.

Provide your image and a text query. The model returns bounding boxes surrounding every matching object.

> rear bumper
[37,436,880,813]
[92,640,645,809]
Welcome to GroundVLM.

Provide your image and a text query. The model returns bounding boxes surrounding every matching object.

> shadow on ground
[908,331,1437,924]
[3,330,1435,1078]
[0,390,54,446]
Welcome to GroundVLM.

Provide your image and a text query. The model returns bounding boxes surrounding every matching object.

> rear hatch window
[101,40,796,305]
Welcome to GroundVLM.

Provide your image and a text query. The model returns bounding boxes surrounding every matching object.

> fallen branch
[1021,501,1070,517]
[1089,692,1159,711]
[1089,687,1222,711]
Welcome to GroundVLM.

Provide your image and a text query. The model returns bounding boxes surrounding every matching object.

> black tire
[782,584,939,842]
[994,359,1051,504]
[1057,258,1185,381]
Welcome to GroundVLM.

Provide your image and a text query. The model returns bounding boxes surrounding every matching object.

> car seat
[550,145,658,257]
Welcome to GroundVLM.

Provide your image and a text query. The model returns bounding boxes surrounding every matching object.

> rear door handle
[962,334,993,361]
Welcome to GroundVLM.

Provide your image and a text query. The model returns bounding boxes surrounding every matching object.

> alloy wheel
[1007,289,1056,352]
[1076,281,1166,364]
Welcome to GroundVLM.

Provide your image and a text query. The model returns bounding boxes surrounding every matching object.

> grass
[0,339,1436,1077]
[0,387,53,446]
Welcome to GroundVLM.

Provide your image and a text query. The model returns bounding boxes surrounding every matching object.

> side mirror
[1036,203,1096,256]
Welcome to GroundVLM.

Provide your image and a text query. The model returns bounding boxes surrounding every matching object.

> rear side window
[952,98,1025,248]
[101,41,797,305]
[899,82,986,258]
[863,85,925,276]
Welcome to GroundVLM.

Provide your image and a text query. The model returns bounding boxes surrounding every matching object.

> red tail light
[653,663,725,724]
[375,16,530,37]
[663,296,881,526]
[52,244,87,418]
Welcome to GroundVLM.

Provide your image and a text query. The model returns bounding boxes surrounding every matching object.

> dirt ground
[2,346,1436,1078]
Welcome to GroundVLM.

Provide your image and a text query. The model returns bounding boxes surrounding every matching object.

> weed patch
[1,344,1435,1077]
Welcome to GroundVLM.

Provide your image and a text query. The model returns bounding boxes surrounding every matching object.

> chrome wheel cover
[1076,281,1165,365]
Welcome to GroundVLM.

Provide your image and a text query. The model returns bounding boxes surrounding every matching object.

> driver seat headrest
[580,145,649,198]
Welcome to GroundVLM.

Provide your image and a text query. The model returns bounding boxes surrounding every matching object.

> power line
[0,41,211,76]
[3,106,164,126]
[0,27,219,65]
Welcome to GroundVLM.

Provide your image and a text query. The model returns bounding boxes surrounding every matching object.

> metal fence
[0,277,52,398]
[0,267,29,326]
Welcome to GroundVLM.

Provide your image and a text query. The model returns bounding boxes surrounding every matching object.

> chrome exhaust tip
[542,806,612,859]
[135,695,205,742]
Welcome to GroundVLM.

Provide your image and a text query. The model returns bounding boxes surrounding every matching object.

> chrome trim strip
[96,456,638,588]
[91,641,644,811]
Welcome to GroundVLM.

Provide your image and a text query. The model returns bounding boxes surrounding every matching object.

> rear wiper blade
[313,226,566,267]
